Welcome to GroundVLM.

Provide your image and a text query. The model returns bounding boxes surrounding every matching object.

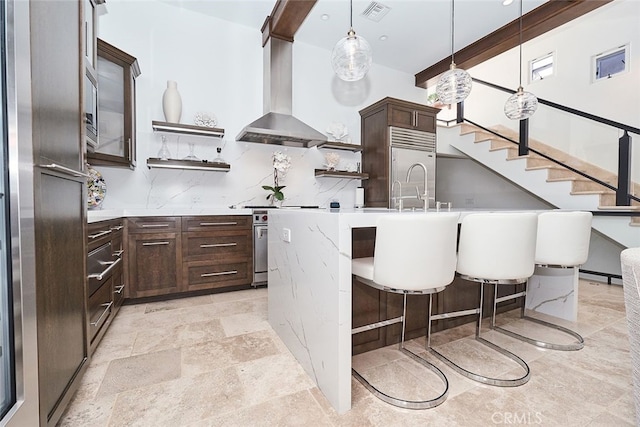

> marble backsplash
[91,133,363,212]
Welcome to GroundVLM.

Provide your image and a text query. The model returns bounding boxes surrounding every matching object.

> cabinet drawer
[182,215,251,232]
[183,260,251,290]
[127,217,181,233]
[88,278,113,343]
[183,230,251,261]
[88,221,114,251]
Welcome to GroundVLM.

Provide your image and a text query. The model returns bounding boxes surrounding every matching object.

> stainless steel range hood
[236,37,326,148]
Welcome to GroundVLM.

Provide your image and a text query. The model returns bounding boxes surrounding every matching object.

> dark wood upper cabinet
[87,39,141,169]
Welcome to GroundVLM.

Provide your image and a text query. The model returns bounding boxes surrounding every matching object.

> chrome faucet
[406,162,429,210]
[391,180,404,211]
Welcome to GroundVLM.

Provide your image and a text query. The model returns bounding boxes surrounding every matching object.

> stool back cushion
[621,248,640,421]
[535,211,592,266]
[457,212,538,281]
[373,213,459,291]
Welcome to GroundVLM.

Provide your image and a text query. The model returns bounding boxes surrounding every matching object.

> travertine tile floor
[59,280,635,426]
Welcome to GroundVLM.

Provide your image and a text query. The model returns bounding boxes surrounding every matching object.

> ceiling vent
[361,1,391,22]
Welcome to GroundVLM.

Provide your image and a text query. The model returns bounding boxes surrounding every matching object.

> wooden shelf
[147,158,230,172]
[152,121,225,138]
[316,141,362,152]
[314,169,368,180]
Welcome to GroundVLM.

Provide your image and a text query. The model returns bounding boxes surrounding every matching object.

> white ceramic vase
[162,80,182,123]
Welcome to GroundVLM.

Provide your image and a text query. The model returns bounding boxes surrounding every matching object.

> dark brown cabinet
[31,1,88,425]
[125,215,252,300]
[87,218,124,354]
[87,39,140,169]
[182,216,253,292]
[126,216,182,299]
[359,97,439,208]
[388,102,437,133]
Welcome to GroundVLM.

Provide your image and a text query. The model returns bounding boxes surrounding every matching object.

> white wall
[458,0,640,182]
[95,0,426,210]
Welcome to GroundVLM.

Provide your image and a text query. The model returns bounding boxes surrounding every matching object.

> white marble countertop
[266,206,575,414]
[87,207,253,223]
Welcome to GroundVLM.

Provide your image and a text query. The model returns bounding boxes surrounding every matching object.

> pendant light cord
[518,0,523,87]
[451,0,455,63]
[350,0,353,30]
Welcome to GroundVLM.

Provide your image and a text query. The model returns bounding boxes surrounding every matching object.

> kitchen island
[267,208,580,413]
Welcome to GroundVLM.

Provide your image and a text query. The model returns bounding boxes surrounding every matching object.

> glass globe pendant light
[436,0,472,105]
[504,0,538,120]
[331,0,372,82]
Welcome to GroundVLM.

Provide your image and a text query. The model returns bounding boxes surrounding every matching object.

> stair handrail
[461,78,639,206]
[462,118,621,193]
[472,78,640,135]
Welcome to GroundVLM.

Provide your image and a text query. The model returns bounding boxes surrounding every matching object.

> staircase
[446,123,640,248]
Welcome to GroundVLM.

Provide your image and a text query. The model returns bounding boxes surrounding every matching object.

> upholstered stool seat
[426,212,536,387]
[351,213,459,409]
[491,211,591,351]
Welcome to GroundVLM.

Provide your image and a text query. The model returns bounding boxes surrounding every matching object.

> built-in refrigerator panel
[389,127,436,209]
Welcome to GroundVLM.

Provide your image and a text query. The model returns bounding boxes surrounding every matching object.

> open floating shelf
[151,120,225,138]
[147,158,230,172]
[316,141,362,152]
[314,169,368,180]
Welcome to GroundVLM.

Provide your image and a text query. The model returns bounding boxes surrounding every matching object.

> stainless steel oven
[252,210,268,286]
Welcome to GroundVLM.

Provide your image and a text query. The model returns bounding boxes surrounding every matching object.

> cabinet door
[128,233,182,298]
[414,109,436,133]
[35,173,87,424]
[388,104,416,130]
[87,39,140,169]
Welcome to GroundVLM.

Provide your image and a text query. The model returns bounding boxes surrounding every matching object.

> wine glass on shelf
[182,142,199,161]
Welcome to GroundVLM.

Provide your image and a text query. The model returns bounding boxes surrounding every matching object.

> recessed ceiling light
[321,14,330,21]
[502,0,514,5]
[379,35,388,41]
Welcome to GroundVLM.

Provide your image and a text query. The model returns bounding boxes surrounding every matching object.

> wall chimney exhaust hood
[236,37,327,148]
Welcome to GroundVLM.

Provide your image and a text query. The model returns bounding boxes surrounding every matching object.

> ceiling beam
[415,0,613,88]
[261,0,317,46]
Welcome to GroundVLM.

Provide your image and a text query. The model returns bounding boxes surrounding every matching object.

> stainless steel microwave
[85,70,98,150]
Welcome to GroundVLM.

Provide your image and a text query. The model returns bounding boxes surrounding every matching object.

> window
[530,52,554,82]
[593,45,629,81]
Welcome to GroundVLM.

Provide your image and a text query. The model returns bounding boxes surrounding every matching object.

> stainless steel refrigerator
[389,127,436,209]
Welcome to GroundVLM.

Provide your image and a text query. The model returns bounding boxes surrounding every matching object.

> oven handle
[87,257,121,281]
[255,226,267,239]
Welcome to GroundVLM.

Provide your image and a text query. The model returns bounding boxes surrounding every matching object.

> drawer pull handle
[90,301,113,326]
[88,229,112,239]
[114,284,125,294]
[199,222,237,226]
[201,270,237,278]
[200,242,237,248]
[110,225,124,231]
[141,223,170,228]
[142,241,169,246]
[87,257,121,281]
[112,249,124,257]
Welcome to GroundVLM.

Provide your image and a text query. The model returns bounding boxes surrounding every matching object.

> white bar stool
[351,213,459,409]
[491,211,591,351]
[427,212,536,387]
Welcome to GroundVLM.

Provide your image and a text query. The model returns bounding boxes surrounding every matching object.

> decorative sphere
[504,88,538,120]
[331,32,372,82]
[435,66,472,104]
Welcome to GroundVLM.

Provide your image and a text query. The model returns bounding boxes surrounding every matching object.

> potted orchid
[263,151,291,205]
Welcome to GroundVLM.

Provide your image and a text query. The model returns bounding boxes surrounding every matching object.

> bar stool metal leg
[426,283,531,387]
[352,293,449,409]
[490,280,584,351]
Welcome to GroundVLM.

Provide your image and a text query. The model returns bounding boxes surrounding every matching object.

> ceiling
[164,0,548,77]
